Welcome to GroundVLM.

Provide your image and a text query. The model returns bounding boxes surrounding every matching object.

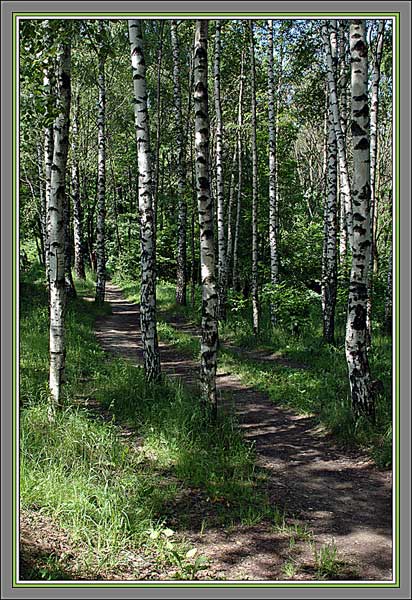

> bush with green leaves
[261,281,319,332]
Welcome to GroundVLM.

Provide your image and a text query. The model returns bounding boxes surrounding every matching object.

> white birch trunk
[49,42,71,406]
[171,20,187,306]
[384,245,392,336]
[232,51,244,291]
[129,19,161,381]
[225,145,237,278]
[71,92,86,280]
[44,68,54,289]
[250,21,259,335]
[95,22,106,303]
[346,20,373,417]
[268,20,280,325]
[366,20,385,342]
[322,21,353,245]
[214,20,227,321]
[338,20,349,259]
[321,23,338,344]
[194,20,218,413]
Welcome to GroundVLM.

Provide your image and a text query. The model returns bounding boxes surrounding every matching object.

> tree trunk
[321,23,338,344]
[214,20,227,321]
[346,20,373,417]
[64,192,76,298]
[384,245,392,336]
[322,21,353,245]
[48,40,71,407]
[194,20,218,414]
[366,20,385,344]
[232,51,244,291]
[171,20,187,306]
[268,20,280,326]
[338,20,349,260]
[128,19,161,381]
[225,145,237,281]
[95,21,106,303]
[153,20,164,244]
[71,92,86,279]
[36,143,46,266]
[249,21,259,335]
[44,66,54,289]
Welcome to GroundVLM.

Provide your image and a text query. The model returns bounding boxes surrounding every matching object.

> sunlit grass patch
[20,266,278,578]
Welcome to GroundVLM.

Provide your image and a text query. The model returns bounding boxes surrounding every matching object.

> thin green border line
[12,10,400,589]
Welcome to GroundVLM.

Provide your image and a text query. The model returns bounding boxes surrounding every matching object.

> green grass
[20,265,280,580]
[114,277,392,468]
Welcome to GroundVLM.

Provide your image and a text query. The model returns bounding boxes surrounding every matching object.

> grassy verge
[20,266,280,580]
[115,277,392,468]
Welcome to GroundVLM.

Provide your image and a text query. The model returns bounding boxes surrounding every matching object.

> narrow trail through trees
[94,283,392,581]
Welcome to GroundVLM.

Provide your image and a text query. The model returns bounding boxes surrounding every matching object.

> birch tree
[267,20,280,325]
[366,20,385,342]
[64,193,76,297]
[43,61,54,289]
[214,20,227,320]
[48,39,71,406]
[194,20,218,414]
[337,20,349,259]
[250,21,259,335]
[153,21,164,247]
[71,92,86,280]
[384,245,392,335]
[346,20,373,417]
[232,50,244,290]
[322,21,353,245]
[128,19,161,381]
[321,21,338,343]
[171,20,187,305]
[95,21,107,303]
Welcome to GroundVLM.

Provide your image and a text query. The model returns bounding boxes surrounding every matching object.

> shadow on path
[94,284,393,581]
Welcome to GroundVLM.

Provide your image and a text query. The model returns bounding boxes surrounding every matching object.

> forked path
[95,284,392,581]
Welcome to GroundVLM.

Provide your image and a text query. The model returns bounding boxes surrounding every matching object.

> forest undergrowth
[20,265,288,580]
[117,277,393,469]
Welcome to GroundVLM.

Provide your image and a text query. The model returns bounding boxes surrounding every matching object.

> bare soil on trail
[92,284,392,582]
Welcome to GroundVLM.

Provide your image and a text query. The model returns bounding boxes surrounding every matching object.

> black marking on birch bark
[351,121,366,136]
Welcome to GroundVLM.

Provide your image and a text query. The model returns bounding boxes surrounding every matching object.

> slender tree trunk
[346,20,373,417]
[71,92,86,280]
[194,20,218,414]
[128,19,161,381]
[64,191,76,298]
[214,20,227,321]
[268,20,280,325]
[36,144,46,266]
[249,21,259,335]
[171,20,187,306]
[322,21,353,245]
[153,20,164,242]
[48,40,71,407]
[384,245,392,335]
[190,117,197,308]
[366,20,385,344]
[321,23,338,344]
[44,75,54,289]
[337,20,349,260]
[232,51,244,291]
[95,22,106,303]
[225,145,237,280]
[109,156,123,256]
